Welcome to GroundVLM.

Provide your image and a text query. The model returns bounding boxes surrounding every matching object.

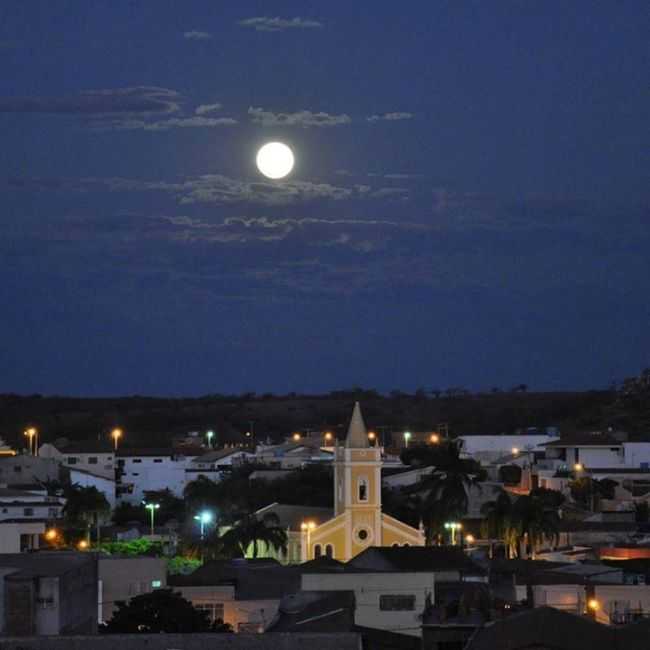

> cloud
[248,106,351,128]
[100,115,237,131]
[183,30,212,40]
[367,112,413,122]
[195,103,222,115]
[238,16,323,32]
[0,86,181,115]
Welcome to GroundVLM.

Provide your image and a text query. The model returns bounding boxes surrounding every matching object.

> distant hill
[0,388,616,451]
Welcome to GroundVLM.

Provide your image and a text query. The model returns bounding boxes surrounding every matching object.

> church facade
[301,402,424,562]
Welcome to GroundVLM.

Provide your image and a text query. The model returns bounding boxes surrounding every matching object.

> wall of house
[623,443,650,468]
[117,456,189,504]
[594,584,650,623]
[302,571,434,637]
[98,556,166,623]
[39,445,115,480]
[0,497,62,523]
[69,470,116,509]
[0,521,45,553]
[572,447,624,468]
[0,455,62,486]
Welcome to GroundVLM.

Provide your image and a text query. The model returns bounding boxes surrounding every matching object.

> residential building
[116,447,200,504]
[39,440,115,480]
[69,467,116,509]
[0,487,64,523]
[458,433,559,464]
[185,448,255,483]
[304,403,424,562]
[255,441,332,469]
[0,552,97,636]
[98,555,166,623]
[0,454,63,487]
[0,521,46,553]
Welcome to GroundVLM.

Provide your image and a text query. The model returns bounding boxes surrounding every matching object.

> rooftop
[255,502,334,531]
[0,551,94,579]
[542,433,624,448]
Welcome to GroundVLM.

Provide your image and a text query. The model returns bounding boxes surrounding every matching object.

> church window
[358,477,369,502]
[325,544,333,558]
[357,529,369,541]
[314,544,322,558]
[380,595,416,611]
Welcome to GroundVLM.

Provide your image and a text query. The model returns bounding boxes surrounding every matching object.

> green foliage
[568,477,616,509]
[529,487,565,509]
[101,589,222,633]
[167,556,202,575]
[112,502,147,526]
[220,513,288,559]
[97,538,164,557]
[499,464,523,485]
[606,368,650,433]
[63,484,111,529]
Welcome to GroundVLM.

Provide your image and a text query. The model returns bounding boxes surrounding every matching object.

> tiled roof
[349,546,487,575]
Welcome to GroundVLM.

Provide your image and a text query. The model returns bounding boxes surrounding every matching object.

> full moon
[256,142,294,180]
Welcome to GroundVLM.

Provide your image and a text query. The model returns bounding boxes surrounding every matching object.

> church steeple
[345,402,369,448]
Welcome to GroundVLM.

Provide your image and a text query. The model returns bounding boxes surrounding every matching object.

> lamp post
[24,427,37,456]
[301,520,316,560]
[404,431,412,448]
[368,431,376,445]
[206,430,214,448]
[444,521,462,545]
[111,428,122,451]
[293,433,301,442]
[143,502,160,536]
[194,511,213,540]
[324,431,333,444]
[430,433,440,444]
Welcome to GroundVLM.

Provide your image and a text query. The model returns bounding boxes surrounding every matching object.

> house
[255,441,333,469]
[169,558,303,632]
[98,555,166,624]
[268,590,356,633]
[116,447,201,504]
[0,551,97,635]
[69,467,116,509]
[0,454,63,487]
[463,604,650,650]
[541,432,627,470]
[186,448,255,483]
[39,440,115,480]
[304,403,424,562]
[458,434,559,464]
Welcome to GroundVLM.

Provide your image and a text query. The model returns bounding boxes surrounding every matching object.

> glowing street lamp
[574,463,584,473]
[78,539,89,550]
[368,431,376,444]
[111,428,123,451]
[444,521,462,545]
[430,433,440,444]
[587,598,599,612]
[24,427,38,456]
[45,528,58,543]
[324,431,333,443]
[403,431,412,448]
[301,520,317,560]
[143,501,160,536]
[194,511,213,540]
[206,430,214,448]
[512,447,519,456]
[293,433,301,442]
[465,534,475,545]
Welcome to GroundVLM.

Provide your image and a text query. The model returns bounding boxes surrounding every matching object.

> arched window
[325,544,334,558]
[358,477,369,502]
[314,544,322,558]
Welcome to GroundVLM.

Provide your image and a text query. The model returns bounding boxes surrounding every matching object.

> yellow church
[301,402,424,561]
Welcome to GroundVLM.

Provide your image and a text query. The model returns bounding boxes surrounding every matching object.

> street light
[574,463,584,473]
[206,430,214,448]
[512,447,519,456]
[194,511,213,540]
[587,598,599,612]
[143,502,160,536]
[430,433,440,444]
[301,520,317,560]
[368,431,376,444]
[465,534,475,545]
[78,539,89,550]
[324,432,333,443]
[444,521,462,545]
[293,433,301,442]
[24,427,38,456]
[111,428,123,451]
[45,528,58,542]
[404,431,412,448]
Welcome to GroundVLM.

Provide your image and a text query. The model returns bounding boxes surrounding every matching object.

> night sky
[1,1,648,396]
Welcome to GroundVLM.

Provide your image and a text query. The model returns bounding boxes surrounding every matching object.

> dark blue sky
[1,1,648,396]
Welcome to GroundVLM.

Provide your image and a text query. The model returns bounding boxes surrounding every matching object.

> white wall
[39,444,115,480]
[302,572,433,637]
[69,469,116,509]
[623,443,650,468]
[0,493,63,523]
[459,435,557,463]
[118,455,192,504]
[574,447,624,468]
[0,521,45,553]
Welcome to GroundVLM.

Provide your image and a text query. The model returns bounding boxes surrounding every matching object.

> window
[132,459,142,464]
[314,544,322,558]
[117,459,125,467]
[357,529,369,541]
[325,544,333,558]
[153,459,163,463]
[132,472,139,476]
[88,457,98,464]
[358,477,369,502]
[13,466,22,473]
[195,603,224,623]
[380,595,416,611]
[48,508,58,518]
[67,457,77,465]
[151,580,162,588]
[24,508,34,516]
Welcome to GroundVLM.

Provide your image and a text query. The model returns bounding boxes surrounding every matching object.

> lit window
[151,580,162,588]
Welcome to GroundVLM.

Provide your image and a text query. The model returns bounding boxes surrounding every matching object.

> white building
[116,447,200,504]
[69,467,116,510]
[186,448,255,483]
[458,434,559,464]
[39,440,115,480]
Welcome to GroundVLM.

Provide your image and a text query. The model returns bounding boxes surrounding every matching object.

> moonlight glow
[256,142,295,179]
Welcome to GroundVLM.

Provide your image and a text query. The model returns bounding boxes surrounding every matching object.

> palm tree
[415,440,481,543]
[63,484,111,544]
[480,491,520,559]
[513,494,560,559]
[220,513,287,559]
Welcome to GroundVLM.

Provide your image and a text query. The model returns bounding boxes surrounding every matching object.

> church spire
[345,402,369,448]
